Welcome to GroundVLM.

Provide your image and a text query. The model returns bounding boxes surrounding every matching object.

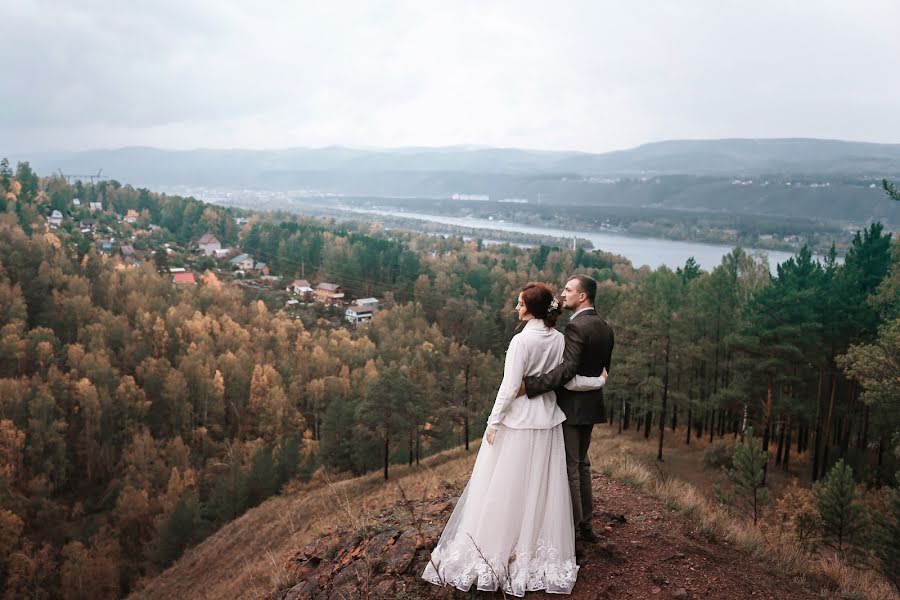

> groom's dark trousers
[523,307,614,535]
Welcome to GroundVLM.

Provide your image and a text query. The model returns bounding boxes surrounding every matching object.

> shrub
[775,483,821,552]
[703,438,739,470]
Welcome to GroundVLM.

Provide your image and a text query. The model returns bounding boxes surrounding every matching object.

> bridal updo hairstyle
[520,282,561,328]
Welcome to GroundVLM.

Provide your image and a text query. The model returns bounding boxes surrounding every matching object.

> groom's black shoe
[578,526,599,544]
[574,540,586,561]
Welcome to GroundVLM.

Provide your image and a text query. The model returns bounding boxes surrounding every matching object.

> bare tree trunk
[859,404,869,451]
[822,372,837,478]
[686,406,692,445]
[384,431,390,480]
[658,333,671,461]
[782,416,792,471]
[812,367,824,481]
[618,400,624,433]
[775,417,785,466]
[761,376,773,484]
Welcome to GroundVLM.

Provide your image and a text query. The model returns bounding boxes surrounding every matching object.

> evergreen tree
[275,435,300,489]
[356,367,416,480]
[0,157,11,193]
[723,427,770,524]
[155,492,202,566]
[244,445,277,508]
[14,162,39,204]
[872,481,899,592]
[814,459,866,552]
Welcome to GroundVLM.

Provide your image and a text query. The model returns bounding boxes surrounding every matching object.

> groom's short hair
[568,275,597,304]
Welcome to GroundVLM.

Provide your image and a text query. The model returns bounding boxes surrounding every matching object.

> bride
[422,282,607,596]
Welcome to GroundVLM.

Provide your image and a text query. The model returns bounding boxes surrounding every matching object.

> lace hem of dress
[421,538,579,597]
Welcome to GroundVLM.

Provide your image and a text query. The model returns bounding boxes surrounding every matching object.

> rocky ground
[265,472,823,600]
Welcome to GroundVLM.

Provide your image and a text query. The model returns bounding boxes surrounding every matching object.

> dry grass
[589,428,897,600]
[127,444,480,600]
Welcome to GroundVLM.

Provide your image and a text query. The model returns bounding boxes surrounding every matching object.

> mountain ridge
[20,138,900,183]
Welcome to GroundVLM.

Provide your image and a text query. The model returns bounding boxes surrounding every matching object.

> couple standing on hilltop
[422,275,615,597]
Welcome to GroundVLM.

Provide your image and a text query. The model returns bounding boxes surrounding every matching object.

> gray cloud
[3,0,900,154]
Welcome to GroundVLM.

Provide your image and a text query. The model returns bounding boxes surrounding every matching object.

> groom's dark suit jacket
[523,307,614,425]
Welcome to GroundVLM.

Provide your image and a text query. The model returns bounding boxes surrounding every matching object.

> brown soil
[269,470,822,600]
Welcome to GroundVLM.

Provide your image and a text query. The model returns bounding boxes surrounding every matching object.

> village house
[315,282,345,306]
[356,297,379,310]
[230,253,254,270]
[80,218,97,233]
[287,279,315,300]
[48,210,63,228]
[89,201,103,211]
[124,209,139,224]
[120,244,135,258]
[72,198,81,207]
[172,272,196,286]
[254,261,270,276]
[196,233,222,256]
[345,303,375,325]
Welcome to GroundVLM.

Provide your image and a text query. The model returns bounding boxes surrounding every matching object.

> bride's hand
[485,426,497,445]
[601,367,609,382]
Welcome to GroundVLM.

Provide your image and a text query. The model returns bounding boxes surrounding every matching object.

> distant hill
[23,138,900,183]
[18,139,900,226]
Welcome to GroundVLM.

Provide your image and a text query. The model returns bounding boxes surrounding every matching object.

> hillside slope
[130,430,856,600]
[127,449,479,600]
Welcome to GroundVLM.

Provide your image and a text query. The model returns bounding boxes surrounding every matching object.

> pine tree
[872,480,899,592]
[0,157,11,193]
[275,435,300,489]
[814,459,866,552]
[244,445,276,508]
[724,427,769,524]
[155,492,201,566]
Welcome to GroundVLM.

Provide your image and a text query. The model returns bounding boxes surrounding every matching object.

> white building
[48,210,63,228]
[345,304,375,325]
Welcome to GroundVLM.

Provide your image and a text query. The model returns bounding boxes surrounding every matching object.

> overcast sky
[3,0,900,155]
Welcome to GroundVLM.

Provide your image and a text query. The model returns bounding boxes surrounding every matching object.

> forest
[0,159,897,598]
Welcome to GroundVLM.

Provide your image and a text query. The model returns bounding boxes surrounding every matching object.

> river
[333,207,803,271]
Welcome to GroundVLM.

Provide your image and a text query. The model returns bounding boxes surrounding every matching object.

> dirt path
[560,474,819,600]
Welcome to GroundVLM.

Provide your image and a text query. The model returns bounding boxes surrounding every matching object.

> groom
[522,275,614,547]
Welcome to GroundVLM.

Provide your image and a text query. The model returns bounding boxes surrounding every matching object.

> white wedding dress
[422,319,604,596]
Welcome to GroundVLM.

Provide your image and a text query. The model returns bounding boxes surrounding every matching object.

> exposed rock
[370,578,395,596]
[383,529,418,575]
[271,488,458,600]
[330,560,367,588]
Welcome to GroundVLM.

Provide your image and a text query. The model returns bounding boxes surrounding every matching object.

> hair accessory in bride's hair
[549,298,559,313]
